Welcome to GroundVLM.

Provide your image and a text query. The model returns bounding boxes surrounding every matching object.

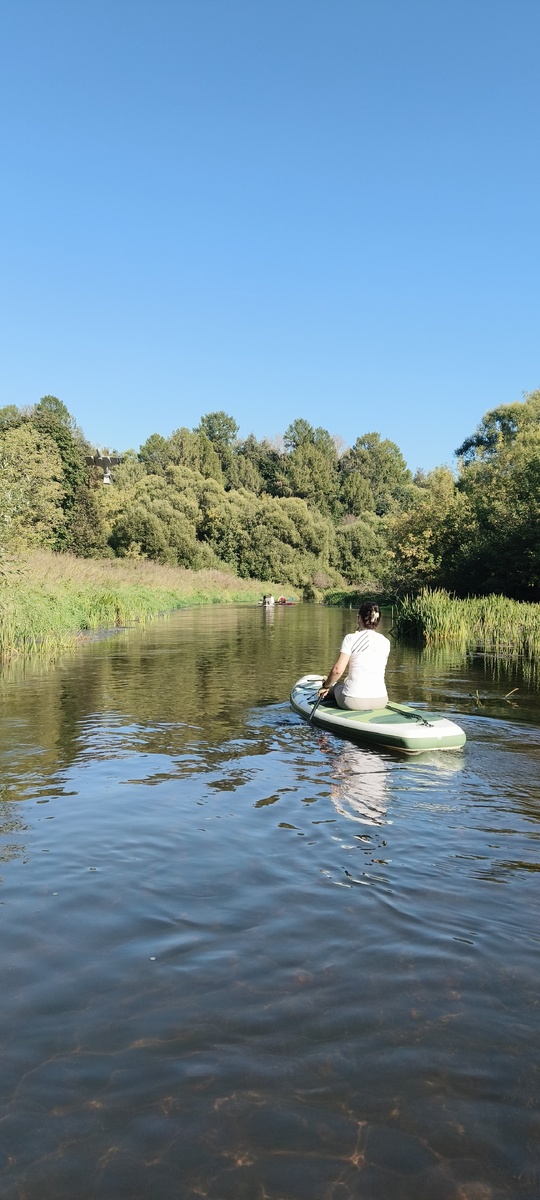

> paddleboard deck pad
[290,675,466,754]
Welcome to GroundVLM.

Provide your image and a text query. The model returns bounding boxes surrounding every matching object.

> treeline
[1,391,540,597]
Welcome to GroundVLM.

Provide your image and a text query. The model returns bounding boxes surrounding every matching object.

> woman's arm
[319,652,350,697]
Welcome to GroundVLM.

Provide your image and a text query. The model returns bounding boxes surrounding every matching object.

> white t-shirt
[340,629,390,699]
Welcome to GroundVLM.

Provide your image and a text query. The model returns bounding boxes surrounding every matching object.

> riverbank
[394,589,540,657]
[0,551,290,659]
[322,587,393,609]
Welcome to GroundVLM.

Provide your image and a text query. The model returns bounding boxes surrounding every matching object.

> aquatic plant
[394,589,540,659]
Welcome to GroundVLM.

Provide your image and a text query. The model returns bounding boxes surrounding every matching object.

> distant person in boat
[318,601,390,710]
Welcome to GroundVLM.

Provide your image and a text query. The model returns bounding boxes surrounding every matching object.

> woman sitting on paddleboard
[319,601,390,711]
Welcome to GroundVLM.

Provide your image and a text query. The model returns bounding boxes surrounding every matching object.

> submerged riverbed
[0,604,539,1199]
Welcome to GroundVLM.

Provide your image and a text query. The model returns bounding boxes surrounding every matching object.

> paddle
[309,686,326,724]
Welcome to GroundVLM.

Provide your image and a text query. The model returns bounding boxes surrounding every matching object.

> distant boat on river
[259,595,295,606]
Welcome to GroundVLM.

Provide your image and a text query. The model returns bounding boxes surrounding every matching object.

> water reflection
[324,741,391,826]
[0,801,28,874]
[0,606,539,1200]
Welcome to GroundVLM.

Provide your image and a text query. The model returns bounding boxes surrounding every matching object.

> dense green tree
[238,433,262,463]
[340,433,413,516]
[112,450,147,489]
[0,423,65,549]
[163,466,201,523]
[194,414,239,488]
[219,493,337,585]
[139,428,223,482]
[282,421,339,515]
[168,427,223,481]
[226,452,264,493]
[257,442,291,496]
[106,470,212,568]
[139,433,170,474]
[279,498,333,556]
[339,470,374,516]
[65,484,109,557]
[109,508,170,561]
[31,396,90,548]
[285,442,339,515]
[105,456,341,585]
[283,418,316,451]
[197,432,224,481]
[435,392,540,595]
[455,390,540,463]
[234,434,290,494]
[197,411,239,457]
[0,405,22,432]
[336,514,389,587]
[444,426,540,597]
[34,394,79,433]
[166,427,202,469]
[386,467,457,593]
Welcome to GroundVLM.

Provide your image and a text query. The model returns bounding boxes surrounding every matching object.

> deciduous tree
[0,423,65,549]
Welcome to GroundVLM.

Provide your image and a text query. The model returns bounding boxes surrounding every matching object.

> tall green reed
[394,590,540,658]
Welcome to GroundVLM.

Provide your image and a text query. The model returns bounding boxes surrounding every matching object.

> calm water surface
[0,605,539,1200]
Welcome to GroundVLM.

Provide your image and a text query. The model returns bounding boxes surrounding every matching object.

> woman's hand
[318,686,330,699]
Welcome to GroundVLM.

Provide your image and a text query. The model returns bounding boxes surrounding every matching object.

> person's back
[319,601,390,711]
[341,628,390,701]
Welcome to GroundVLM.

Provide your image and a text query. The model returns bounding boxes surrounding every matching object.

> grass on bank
[0,550,290,658]
[394,589,540,658]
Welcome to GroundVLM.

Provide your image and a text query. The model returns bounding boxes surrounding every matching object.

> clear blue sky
[1,0,539,471]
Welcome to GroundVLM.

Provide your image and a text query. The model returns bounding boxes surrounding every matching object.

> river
[0,604,538,1199]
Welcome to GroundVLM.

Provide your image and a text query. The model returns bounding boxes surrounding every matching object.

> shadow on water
[0,605,539,1199]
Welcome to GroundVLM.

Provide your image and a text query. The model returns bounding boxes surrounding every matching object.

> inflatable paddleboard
[290,675,466,755]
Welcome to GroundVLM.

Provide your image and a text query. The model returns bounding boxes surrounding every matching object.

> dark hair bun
[358,601,381,629]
